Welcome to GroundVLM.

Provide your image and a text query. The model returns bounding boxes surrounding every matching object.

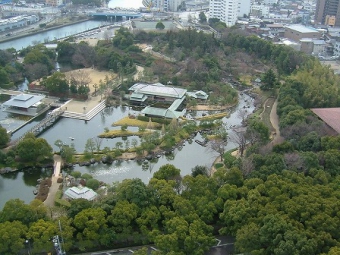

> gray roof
[3,94,45,108]
[129,83,187,99]
[186,90,209,100]
[142,106,184,119]
[286,24,319,34]
[130,92,148,101]
[64,186,97,201]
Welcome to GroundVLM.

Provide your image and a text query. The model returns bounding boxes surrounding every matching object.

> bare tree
[237,109,248,126]
[230,130,248,157]
[284,152,303,172]
[103,30,112,41]
[240,156,254,177]
[94,137,103,152]
[25,63,49,81]
[208,139,228,161]
[66,69,92,87]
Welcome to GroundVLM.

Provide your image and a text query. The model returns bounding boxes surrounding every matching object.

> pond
[0,91,255,209]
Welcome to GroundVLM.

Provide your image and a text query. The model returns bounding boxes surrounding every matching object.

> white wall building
[238,0,251,17]
[209,0,251,27]
[251,4,270,17]
[263,0,278,4]
[0,15,39,32]
[333,40,340,57]
[168,0,181,11]
[147,0,181,11]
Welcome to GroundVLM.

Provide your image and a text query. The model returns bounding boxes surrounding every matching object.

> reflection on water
[0,91,255,208]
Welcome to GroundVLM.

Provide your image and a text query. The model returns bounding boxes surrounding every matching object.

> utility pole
[53,220,66,255]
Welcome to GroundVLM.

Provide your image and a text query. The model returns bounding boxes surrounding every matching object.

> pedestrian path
[44,155,62,207]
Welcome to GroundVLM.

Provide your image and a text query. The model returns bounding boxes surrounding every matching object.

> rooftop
[3,93,45,109]
[141,106,183,119]
[64,186,97,201]
[286,24,319,34]
[311,108,340,134]
[129,83,187,99]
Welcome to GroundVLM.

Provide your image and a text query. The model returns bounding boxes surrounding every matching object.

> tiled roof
[311,108,340,133]
[141,106,183,119]
[3,94,45,108]
[64,186,97,201]
[129,83,187,98]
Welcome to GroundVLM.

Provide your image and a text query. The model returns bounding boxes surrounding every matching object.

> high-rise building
[209,0,251,27]
[143,0,181,12]
[315,0,340,26]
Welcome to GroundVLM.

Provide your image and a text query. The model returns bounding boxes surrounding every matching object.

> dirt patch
[75,38,99,47]
[64,68,116,93]
[35,178,52,202]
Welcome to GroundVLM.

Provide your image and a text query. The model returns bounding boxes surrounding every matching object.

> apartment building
[315,0,340,26]
[143,0,181,12]
[209,0,251,27]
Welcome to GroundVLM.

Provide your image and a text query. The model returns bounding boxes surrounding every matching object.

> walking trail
[44,154,62,207]
[270,98,284,145]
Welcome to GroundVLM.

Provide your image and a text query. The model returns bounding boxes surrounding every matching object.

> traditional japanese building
[129,82,187,119]
[64,186,98,201]
[2,93,45,116]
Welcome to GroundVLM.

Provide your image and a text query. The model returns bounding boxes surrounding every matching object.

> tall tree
[0,125,10,148]
[199,11,207,23]
[261,68,278,90]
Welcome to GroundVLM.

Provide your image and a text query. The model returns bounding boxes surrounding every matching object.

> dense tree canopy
[16,133,53,164]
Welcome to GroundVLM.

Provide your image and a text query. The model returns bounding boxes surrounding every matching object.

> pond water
[0,91,255,209]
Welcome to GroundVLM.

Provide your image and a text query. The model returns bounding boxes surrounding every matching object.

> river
[0,91,254,209]
[0,20,103,50]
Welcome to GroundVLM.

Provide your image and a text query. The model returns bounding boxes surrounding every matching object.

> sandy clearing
[75,38,99,47]
[64,68,116,93]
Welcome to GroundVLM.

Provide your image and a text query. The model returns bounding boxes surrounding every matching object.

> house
[129,82,187,119]
[64,186,98,201]
[2,93,45,116]
[284,24,320,42]
[186,90,209,100]
[300,38,326,55]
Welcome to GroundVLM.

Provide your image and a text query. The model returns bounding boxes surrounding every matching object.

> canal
[0,20,104,50]
[0,91,255,209]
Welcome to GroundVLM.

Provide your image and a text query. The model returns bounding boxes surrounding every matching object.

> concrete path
[44,155,62,207]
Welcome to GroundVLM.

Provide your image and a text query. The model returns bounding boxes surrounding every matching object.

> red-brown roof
[311,108,340,134]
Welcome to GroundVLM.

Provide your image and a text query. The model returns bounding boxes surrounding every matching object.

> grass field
[113,117,162,129]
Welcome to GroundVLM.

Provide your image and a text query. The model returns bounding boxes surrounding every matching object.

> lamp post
[25,239,31,255]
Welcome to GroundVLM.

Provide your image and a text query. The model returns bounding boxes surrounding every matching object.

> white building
[251,4,270,17]
[209,0,251,27]
[145,0,181,11]
[64,186,98,201]
[168,0,181,11]
[334,41,340,57]
[300,38,326,55]
[263,0,278,4]
[0,15,39,32]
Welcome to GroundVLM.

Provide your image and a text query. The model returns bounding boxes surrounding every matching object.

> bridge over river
[89,11,142,21]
